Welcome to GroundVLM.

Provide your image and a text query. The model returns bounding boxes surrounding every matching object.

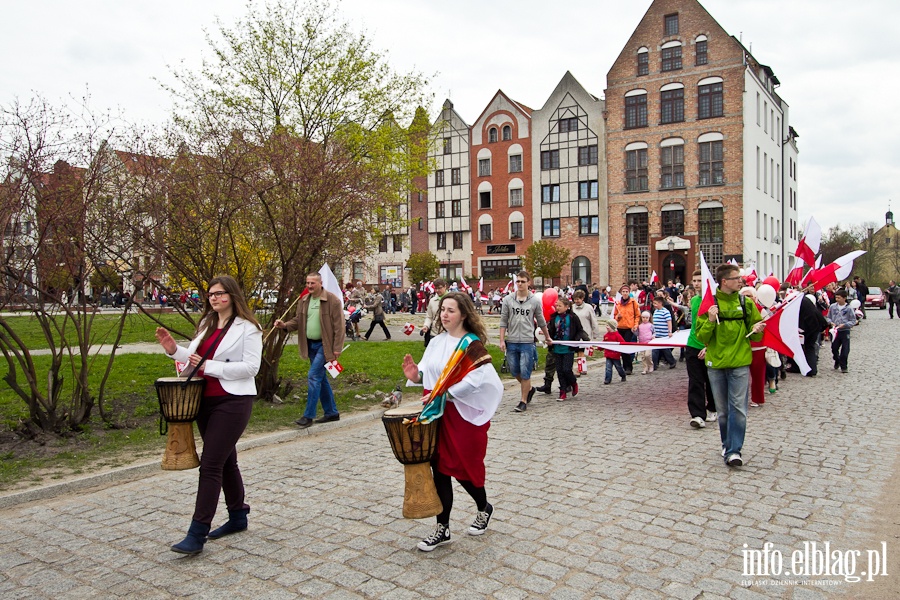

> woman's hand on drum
[155,327,177,355]
[402,354,420,383]
[187,353,205,373]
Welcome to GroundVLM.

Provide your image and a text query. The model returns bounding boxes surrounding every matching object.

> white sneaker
[706,411,717,422]
[690,416,706,429]
[726,453,743,467]
[749,401,760,407]
[468,503,493,536]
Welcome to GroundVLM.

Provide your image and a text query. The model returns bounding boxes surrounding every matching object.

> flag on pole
[459,274,471,292]
[795,216,822,267]
[503,274,515,294]
[650,270,660,285]
[808,250,866,292]
[478,277,483,292]
[785,255,804,286]
[698,251,718,316]
[761,292,810,375]
[319,263,343,302]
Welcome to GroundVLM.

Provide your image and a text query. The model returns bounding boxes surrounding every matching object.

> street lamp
[446,249,452,281]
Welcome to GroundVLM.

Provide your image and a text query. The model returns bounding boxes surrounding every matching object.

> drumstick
[263,294,302,342]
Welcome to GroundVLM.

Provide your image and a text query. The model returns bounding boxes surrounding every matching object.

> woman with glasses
[155,275,263,555]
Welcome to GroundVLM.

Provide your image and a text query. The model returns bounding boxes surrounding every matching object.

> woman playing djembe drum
[401,292,503,552]
[154,275,262,555]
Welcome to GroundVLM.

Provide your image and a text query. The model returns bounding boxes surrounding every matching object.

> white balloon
[756,284,777,308]
[849,299,861,309]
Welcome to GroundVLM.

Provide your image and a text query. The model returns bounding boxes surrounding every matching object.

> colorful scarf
[409,333,492,425]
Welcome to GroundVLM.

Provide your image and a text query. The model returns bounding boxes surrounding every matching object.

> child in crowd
[637,310,654,374]
[547,297,585,400]
[826,289,857,373]
[651,296,677,369]
[602,320,627,384]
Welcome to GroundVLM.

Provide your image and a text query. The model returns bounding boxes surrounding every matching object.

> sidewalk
[1,313,898,598]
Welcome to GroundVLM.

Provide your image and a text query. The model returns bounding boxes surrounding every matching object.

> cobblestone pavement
[1,312,899,599]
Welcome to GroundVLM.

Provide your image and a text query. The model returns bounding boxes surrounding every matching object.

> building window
[558,117,579,133]
[664,13,679,36]
[510,222,523,239]
[418,219,423,230]
[541,184,560,203]
[578,145,598,165]
[509,155,522,173]
[452,231,463,249]
[481,259,522,280]
[661,46,682,72]
[393,235,403,252]
[542,218,561,238]
[353,261,365,281]
[451,168,460,185]
[443,138,452,154]
[509,188,523,207]
[502,125,512,141]
[579,216,599,235]
[699,141,724,185]
[437,232,446,250]
[489,127,498,143]
[698,82,724,119]
[625,148,648,192]
[626,212,649,246]
[540,149,560,170]
[478,158,491,176]
[480,223,492,241]
[696,40,708,65]
[699,207,724,268]
[625,94,648,129]
[379,235,388,253]
[435,170,444,187]
[417,192,423,202]
[451,199,461,217]
[578,180,599,199]
[479,191,491,209]
[637,51,649,76]
[660,88,684,124]
[661,209,684,237]
[436,202,445,218]
[660,145,684,189]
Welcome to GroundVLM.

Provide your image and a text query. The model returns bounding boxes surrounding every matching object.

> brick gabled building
[531,72,607,287]
[605,0,798,286]
[469,91,533,284]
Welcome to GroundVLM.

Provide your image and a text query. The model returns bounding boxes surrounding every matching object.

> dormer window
[502,125,512,141]
[661,41,683,72]
[637,47,649,76]
[695,35,708,65]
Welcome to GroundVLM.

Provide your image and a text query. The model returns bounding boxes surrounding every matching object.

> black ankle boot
[208,508,249,540]
[535,382,552,394]
[171,520,210,555]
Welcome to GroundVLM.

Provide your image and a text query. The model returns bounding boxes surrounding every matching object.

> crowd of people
[155,265,880,555]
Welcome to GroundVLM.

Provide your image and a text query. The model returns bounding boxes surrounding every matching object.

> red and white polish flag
[403,323,415,336]
[325,360,344,378]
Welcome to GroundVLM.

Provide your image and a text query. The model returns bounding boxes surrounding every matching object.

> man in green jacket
[696,264,766,467]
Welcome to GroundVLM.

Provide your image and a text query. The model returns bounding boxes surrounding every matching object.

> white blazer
[166,316,263,396]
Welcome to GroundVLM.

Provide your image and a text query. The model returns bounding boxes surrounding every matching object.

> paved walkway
[1,312,899,598]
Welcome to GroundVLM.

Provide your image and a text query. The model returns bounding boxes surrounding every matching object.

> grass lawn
[0,338,524,491]
[0,312,197,349]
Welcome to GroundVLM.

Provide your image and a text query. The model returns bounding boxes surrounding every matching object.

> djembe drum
[155,377,205,470]
[382,407,443,519]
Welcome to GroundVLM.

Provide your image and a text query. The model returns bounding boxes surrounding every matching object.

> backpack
[714,294,751,331]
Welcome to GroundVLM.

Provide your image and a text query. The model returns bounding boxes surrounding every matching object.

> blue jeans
[652,347,676,368]
[604,358,625,383]
[305,340,339,419]
[506,342,536,379]
[706,366,750,460]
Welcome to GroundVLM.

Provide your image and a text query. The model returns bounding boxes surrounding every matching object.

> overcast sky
[2,0,898,233]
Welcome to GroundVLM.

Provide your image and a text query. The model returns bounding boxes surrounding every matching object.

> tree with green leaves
[522,241,570,289]
[155,0,432,399]
[405,251,440,285]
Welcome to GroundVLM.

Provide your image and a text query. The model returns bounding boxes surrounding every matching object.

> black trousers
[555,352,577,393]
[685,346,716,419]
[889,299,899,318]
[433,469,486,526]
[365,319,391,340]
[831,329,850,370]
[618,328,636,372]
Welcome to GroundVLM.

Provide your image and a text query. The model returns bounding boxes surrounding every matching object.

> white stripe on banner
[551,329,691,354]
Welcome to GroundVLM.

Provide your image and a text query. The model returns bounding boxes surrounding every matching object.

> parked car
[865,286,886,309]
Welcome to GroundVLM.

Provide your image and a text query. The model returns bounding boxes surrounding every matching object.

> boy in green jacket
[696,264,766,467]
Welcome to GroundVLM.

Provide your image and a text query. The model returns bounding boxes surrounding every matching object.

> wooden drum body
[382,407,443,519]
[155,377,205,471]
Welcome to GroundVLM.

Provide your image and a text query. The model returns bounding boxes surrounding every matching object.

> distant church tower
[887,203,894,227]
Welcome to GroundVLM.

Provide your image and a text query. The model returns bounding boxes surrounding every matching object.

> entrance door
[663,253,687,286]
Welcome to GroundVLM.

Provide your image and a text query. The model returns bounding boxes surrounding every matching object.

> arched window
[659,83,684,124]
[660,137,685,189]
[478,213,493,242]
[698,77,724,119]
[695,34,708,65]
[502,125,512,141]
[572,256,591,286]
[625,89,648,129]
[661,41,683,72]
[636,47,649,76]
[489,127,498,143]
